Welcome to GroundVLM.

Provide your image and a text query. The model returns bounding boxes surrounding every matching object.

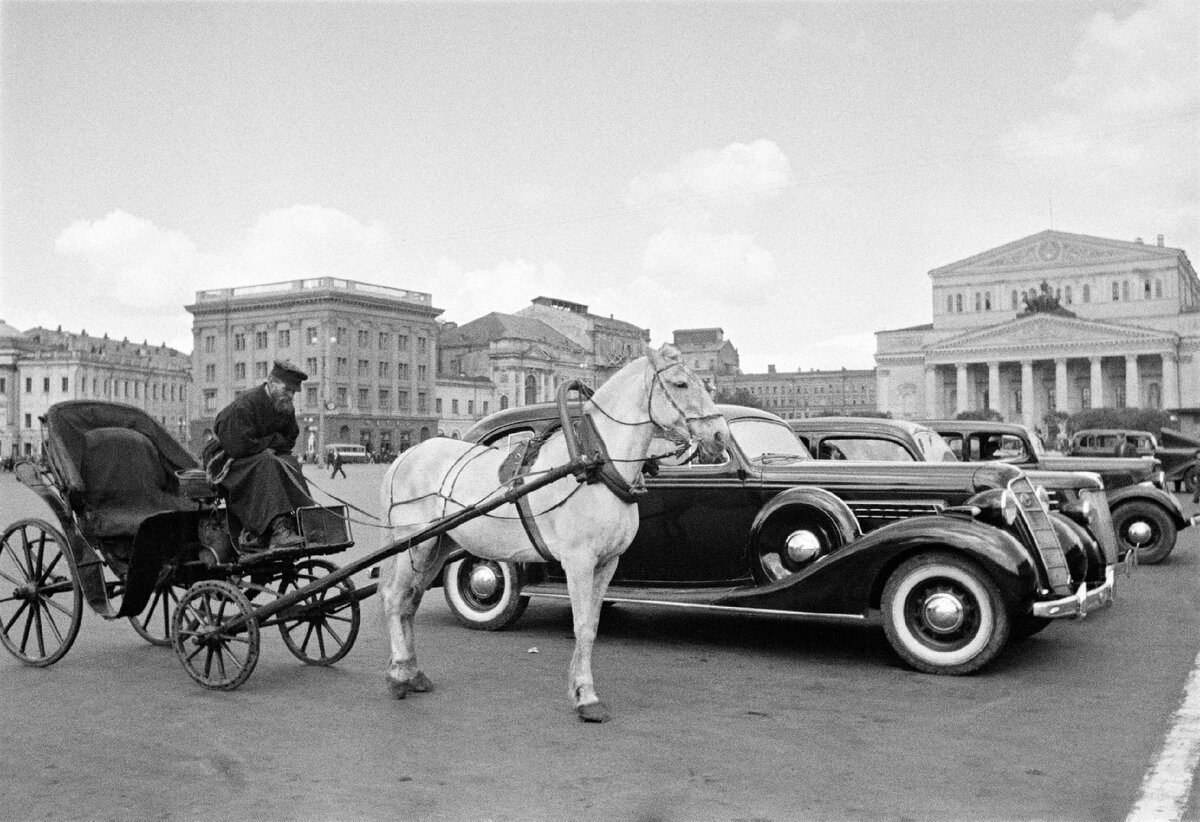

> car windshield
[730,419,812,462]
[1019,426,1046,457]
[912,429,959,462]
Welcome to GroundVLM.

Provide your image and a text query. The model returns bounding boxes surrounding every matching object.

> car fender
[1107,484,1190,529]
[749,486,861,548]
[717,515,1038,617]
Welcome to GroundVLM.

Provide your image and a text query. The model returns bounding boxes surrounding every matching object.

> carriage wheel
[172,580,259,690]
[128,581,186,647]
[275,558,361,666]
[0,518,83,667]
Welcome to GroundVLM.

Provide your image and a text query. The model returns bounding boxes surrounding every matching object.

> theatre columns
[1163,353,1179,409]
[1089,357,1104,409]
[988,362,1001,414]
[956,364,969,415]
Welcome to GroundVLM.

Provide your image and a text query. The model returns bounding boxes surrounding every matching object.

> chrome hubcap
[1126,521,1153,546]
[922,592,966,633]
[467,564,500,598]
[784,530,822,564]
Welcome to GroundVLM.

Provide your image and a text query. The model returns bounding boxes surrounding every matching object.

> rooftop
[193,277,432,306]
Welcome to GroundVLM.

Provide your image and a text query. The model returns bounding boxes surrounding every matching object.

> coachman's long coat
[212,385,313,536]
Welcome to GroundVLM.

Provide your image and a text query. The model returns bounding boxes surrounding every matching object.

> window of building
[1010,290,1018,310]
[397,362,410,380]
[0,378,5,394]
[278,329,290,348]
[379,389,390,408]
[25,413,32,428]
[203,390,217,412]
[467,400,474,415]
[500,395,509,410]
[335,327,347,344]
[336,357,348,376]
[1082,284,1091,302]
[398,334,409,352]
[255,361,268,379]
[1112,282,1120,301]
[398,390,410,411]
[234,362,246,380]
[984,292,991,311]
[25,377,31,393]
[417,337,427,354]
[305,385,317,407]
[205,364,217,382]
[234,333,246,351]
[379,332,391,349]
[358,359,369,376]
[205,336,215,353]
[417,364,427,382]
[358,388,369,408]
[307,327,318,345]
[417,393,428,414]
[482,401,489,414]
[336,387,347,406]
[43,377,50,393]
[1122,281,1130,301]
[378,362,389,379]
[357,329,370,348]
[1155,279,1163,298]
[955,294,962,312]
[61,377,69,392]
[255,331,268,349]
[1064,285,1072,304]
[1012,388,1022,415]
[436,398,443,414]
[451,399,459,415]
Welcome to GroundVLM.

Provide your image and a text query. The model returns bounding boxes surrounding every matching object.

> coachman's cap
[270,360,307,390]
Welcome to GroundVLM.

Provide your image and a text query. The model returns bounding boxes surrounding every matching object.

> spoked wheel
[172,580,259,690]
[0,518,82,667]
[128,581,186,647]
[275,558,361,665]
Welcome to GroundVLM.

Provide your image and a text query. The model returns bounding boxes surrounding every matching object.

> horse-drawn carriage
[1,400,361,688]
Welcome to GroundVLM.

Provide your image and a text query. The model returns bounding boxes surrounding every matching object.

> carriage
[1,400,361,688]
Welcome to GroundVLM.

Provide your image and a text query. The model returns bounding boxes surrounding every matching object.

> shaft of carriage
[198,454,596,637]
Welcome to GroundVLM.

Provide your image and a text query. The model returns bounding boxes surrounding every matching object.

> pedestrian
[330,449,346,479]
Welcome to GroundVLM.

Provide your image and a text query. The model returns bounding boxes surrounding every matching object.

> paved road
[3,464,1200,822]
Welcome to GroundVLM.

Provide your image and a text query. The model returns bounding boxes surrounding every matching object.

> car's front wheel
[1112,501,1176,565]
[442,557,529,630]
[882,552,1010,675]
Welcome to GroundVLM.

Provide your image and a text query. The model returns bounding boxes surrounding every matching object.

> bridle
[586,361,722,442]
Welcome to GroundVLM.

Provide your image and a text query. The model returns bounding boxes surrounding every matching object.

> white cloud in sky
[642,229,779,300]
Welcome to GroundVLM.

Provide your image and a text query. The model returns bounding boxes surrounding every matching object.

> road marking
[1127,647,1200,822]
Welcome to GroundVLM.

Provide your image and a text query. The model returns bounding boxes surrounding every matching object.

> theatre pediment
[931,230,1176,276]
[928,315,1173,358]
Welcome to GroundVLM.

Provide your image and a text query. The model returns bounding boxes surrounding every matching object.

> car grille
[1010,476,1072,594]
[1081,488,1118,565]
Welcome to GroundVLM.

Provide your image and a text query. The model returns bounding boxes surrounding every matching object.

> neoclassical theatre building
[875,230,1200,432]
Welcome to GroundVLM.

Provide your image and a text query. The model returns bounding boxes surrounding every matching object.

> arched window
[524,375,538,406]
[1082,284,1091,302]
[1064,285,1072,304]
[500,395,509,410]
[1011,290,1018,309]
[1112,282,1120,301]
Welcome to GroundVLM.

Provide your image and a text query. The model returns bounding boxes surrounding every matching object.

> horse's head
[646,344,729,462]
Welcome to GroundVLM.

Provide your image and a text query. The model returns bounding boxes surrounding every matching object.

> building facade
[876,230,1200,432]
[515,296,650,381]
[186,278,442,460]
[725,366,877,419]
[435,375,497,439]
[0,322,191,458]
[672,328,741,384]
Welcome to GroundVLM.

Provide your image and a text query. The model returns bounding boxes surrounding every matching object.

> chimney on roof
[1157,234,1165,247]
[1135,237,1144,244]
[768,364,776,374]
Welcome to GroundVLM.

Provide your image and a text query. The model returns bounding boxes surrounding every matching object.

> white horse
[378,344,728,721]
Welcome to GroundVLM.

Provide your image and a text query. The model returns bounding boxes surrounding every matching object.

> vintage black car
[448,404,1119,676]
[926,419,1197,565]
[1070,428,1200,492]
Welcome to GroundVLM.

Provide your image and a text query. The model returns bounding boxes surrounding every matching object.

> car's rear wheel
[442,557,528,630]
[882,552,1010,675]
[1112,501,1176,565]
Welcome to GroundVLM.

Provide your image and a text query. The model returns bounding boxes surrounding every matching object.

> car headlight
[1001,489,1020,525]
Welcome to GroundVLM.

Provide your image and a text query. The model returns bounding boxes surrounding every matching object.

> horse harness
[498,386,647,562]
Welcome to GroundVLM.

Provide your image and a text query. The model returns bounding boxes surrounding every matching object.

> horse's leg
[379,536,451,699]
[564,553,621,722]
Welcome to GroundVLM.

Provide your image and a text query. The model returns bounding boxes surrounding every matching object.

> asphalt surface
[3,463,1200,822]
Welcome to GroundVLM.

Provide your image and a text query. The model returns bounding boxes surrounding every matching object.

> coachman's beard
[274,397,294,413]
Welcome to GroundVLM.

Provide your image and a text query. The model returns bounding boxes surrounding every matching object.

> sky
[1,0,1197,373]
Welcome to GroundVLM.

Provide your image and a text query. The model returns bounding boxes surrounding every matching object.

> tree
[713,387,764,410]
[1066,407,1179,436]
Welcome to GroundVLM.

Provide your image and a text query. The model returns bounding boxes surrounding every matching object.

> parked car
[447,403,1119,676]
[324,443,370,464]
[927,419,1197,564]
[1070,428,1200,492]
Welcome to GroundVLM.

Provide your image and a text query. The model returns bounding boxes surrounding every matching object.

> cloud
[802,331,879,371]
[627,139,793,223]
[433,257,569,324]
[642,229,780,300]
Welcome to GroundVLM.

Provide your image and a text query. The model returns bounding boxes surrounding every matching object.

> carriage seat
[79,426,193,538]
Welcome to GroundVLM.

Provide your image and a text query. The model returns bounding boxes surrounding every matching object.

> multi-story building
[515,296,650,380]
[438,311,594,410]
[725,366,878,419]
[186,277,442,460]
[0,322,191,458]
[435,374,497,439]
[672,328,741,384]
[875,230,1200,432]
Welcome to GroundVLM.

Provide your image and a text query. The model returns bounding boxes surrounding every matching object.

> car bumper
[1031,554,1131,619]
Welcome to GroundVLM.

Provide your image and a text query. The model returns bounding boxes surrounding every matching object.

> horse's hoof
[387,676,412,700]
[576,701,610,723]
[409,671,433,693]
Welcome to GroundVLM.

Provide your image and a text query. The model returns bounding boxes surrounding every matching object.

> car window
[941,433,964,460]
[729,419,811,462]
[648,437,731,467]
[913,429,958,462]
[480,427,535,449]
[821,437,914,461]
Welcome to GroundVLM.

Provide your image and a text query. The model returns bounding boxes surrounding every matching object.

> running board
[519,583,869,623]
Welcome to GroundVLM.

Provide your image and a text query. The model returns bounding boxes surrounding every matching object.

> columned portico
[1020,361,1034,428]
[925,367,937,418]
[1125,355,1139,408]
[1089,357,1104,409]
[988,362,1000,414]
[1054,359,1068,413]
[955,364,969,415]
[1163,354,1179,409]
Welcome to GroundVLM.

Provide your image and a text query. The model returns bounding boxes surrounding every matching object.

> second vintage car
[442,403,1120,677]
